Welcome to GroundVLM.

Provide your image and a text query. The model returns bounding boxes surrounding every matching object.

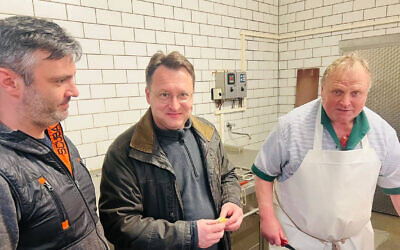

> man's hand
[218,202,243,231]
[390,194,400,216]
[197,219,225,248]
[255,176,287,246]
[260,214,287,246]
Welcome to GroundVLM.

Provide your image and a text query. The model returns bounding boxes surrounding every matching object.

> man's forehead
[329,65,369,81]
[33,50,73,62]
[335,61,367,73]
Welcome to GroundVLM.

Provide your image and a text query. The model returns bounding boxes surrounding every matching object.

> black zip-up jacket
[99,109,241,250]
[0,122,109,250]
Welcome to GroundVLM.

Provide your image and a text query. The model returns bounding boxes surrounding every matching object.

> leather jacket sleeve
[0,175,19,250]
[216,132,242,208]
[99,142,193,250]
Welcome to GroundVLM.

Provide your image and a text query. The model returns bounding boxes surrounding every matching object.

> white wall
[0,0,279,170]
[277,0,400,116]
[1,1,399,170]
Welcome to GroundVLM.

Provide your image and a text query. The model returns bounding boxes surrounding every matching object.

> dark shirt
[155,119,218,250]
[37,133,52,148]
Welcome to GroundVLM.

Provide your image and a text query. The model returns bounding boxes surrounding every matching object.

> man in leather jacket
[0,16,109,249]
[99,51,243,249]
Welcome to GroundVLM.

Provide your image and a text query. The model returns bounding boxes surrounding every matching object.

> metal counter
[225,147,267,250]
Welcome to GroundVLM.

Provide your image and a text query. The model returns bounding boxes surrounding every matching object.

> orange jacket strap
[47,123,73,176]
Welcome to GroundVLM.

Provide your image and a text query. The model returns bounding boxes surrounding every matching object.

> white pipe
[243,207,259,218]
[215,99,248,144]
[240,16,400,40]
[219,112,224,143]
[215,106,246,115]
[240,33,246,72]
[238,17,400,117]
[214,30,252,141]
[240,30,279,39]
[239,17,400,70]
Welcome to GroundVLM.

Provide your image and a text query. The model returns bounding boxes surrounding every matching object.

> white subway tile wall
[1,0,399,168]
[0,0,34,16]
[277,0,400,119]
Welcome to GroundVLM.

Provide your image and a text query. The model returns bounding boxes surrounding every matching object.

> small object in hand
[216,217,227,223]
[239,180,249,186]
[281,239,296,250]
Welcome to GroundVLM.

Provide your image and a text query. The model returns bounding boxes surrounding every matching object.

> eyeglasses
[152,91,193,104]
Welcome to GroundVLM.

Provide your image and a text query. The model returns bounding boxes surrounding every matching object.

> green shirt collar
[321,106,370,150]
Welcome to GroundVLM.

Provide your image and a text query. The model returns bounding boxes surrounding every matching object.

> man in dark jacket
[99,51,243,249]
[0,16,109,249]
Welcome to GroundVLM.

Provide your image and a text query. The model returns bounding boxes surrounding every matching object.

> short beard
[22,85,68,128]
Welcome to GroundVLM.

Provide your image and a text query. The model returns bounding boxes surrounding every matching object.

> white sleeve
[377,128,400,192]
[253,123,288,180]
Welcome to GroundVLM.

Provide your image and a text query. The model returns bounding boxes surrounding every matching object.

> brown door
[295,68,319,107]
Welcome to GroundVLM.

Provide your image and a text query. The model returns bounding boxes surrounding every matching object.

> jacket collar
[130,108,214,153]
[0,121,55,155]
[191,115,214,141]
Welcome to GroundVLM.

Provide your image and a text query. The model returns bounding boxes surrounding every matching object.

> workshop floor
[372,212,400,250]
[231,211,400,250]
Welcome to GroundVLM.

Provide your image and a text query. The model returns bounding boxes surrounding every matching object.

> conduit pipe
[218,17,400,143]
[239,16,400,70]
[230,16,400,143]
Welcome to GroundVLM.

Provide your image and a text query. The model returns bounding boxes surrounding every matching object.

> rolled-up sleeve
[252,124,287,182]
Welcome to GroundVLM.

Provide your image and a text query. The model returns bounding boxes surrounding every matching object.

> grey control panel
[213,71,247,100]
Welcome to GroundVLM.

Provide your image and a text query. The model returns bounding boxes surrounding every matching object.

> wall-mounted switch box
[215,71,238,99]
[236,72,247,98]
[214,70,247,100]
[211,88,222,100]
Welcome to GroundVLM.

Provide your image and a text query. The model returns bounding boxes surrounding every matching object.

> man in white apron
[252,53,400,250]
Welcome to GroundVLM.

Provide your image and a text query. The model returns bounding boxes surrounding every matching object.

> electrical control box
[213,71,247,99]
[236,72,247,98]
[211,88,222,100]
[214,71,237,99]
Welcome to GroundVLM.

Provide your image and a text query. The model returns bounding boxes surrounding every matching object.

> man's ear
[145,87,151,104]
[0,68,23,97]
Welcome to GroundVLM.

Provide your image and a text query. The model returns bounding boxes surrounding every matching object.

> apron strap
[313,103,323,150]
[332,239,347,250]
[332,242,341,250]
[360,134,370,148]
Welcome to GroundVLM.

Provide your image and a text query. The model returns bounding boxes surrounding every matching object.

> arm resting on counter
[255,176,286,246]
[390,194,400,216]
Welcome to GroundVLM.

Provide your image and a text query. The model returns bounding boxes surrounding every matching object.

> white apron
[272,105,381,250]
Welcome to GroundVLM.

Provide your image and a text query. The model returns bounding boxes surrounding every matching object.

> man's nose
[67,81,79,98]
[340,93,351,107]
[168,96,180,110]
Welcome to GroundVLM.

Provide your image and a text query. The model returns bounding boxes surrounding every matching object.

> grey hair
[321,52,371,88]
[145,51,195,89]
[0,16,82,86]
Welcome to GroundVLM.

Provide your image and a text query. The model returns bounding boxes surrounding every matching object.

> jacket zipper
[182,142,199,177]
[158,154,185,216]
[50,154,109,248]
[38,177,69,230]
